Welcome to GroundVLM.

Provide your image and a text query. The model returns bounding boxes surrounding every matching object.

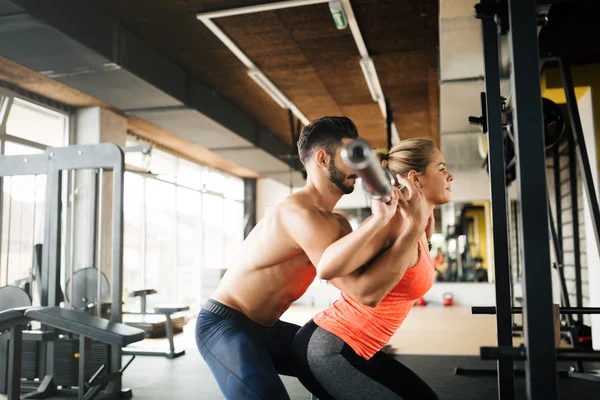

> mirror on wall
[432,201,493,283]
[335,201,494,284]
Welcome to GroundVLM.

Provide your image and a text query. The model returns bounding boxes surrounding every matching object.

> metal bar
[0,140,3,284]
[547,196,569,320]
[42,162,60,376]
[551,145,579,369]
[0,133,48,152]
[110,147,125,377]
[4,178,12,286]
[560,58,600,324]
[96,169,103,318]
[78,336,92,399]
[165,315,175,355]
[480,5,514,397]
[0,96,13,129]
[482,346,600,362]
[89,170,98,270]
[568,131,583,323]
[29,175,38,296]
[141,177,147,289]
[174,179,179,300]
[243,178,257,239]
[0,153,48,177]
[473,306,600,314]
[513,201,520,282]
[554,146,564,269]
[195,0,328,19]
[7,325,22,400]
[69,170,76,309]
[507,0,559,397]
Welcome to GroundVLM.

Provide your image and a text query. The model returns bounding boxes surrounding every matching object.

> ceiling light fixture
[359,57,383,102]
[247,69,289,109]
[329,1,348,30]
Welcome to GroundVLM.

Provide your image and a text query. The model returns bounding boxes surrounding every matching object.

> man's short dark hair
[297,116,358,165]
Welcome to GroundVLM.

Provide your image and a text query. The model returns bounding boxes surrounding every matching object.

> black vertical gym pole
[507,0,559,398]
[386,98,393,151]
[567,130,583,323]
[553,145,563,272]
[480,4,514,397]
[243,178,257,239]
[287,110,301,192]
[41,162,61,380]
[560,58,600,321]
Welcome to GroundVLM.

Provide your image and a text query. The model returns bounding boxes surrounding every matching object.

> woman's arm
[286,190,400,280]
[311,188,402,280]
[328,223,423,307]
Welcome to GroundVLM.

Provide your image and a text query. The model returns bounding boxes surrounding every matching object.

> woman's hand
[370,187,401,227]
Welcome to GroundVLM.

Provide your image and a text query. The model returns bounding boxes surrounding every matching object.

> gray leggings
[292,320,439,400]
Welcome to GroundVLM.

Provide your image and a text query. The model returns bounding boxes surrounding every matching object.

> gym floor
[4,305,599,399]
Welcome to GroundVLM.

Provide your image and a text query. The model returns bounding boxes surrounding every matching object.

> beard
[328,161,355,195]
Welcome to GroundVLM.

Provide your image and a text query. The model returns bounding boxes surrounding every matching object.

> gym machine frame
[0,143,129,397]
[464,1,600,399]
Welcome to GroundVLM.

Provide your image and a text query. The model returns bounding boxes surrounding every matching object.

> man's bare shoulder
[276,192,339,227]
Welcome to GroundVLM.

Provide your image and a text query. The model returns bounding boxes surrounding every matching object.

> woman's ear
[407,170,420,186]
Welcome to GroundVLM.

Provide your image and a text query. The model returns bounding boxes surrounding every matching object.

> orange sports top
[313,237,435,360]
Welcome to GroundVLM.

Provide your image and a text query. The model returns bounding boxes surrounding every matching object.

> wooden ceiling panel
[353,0,438,54]
[394,110,432,140]
[85,0,440,149]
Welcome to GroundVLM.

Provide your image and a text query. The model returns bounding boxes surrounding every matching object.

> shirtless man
[195,116,429,399]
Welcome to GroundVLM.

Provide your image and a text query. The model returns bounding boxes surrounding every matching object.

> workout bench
[1,306,145,400]
[123,304,190,359]
[124,289,189,359]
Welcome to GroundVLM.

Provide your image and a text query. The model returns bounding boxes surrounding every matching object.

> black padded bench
[25,307,145,347]
[0,308,28,400]
[123,304,190,359]
[23,307,145,399]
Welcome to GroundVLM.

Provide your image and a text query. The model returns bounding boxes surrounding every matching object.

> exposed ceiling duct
[0,0,305,187]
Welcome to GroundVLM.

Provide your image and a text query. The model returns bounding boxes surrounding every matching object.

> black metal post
[481,4,514,397]
[243,178,257,239]
[512,201,520,282]
[7,326,22,400]
[554,146,563,269]
[78,336,92,399]
[507,0,559,398]
[111,154,125,378]
[560,58,600,323]
[473,306,600,315]
[386,98,393,151]
[567,130,583,322]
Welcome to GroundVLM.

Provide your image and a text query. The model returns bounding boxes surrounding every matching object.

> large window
[0,91,69,289]
[6,98,68,148]
[122,143,245,309]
